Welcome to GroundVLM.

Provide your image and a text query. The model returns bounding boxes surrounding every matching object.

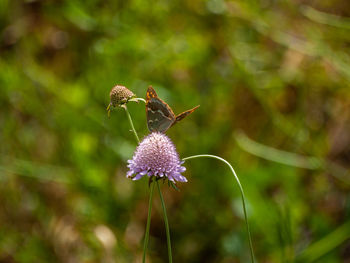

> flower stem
[182,154,255,263]
[143,178,156,263]
[122,104,155,262]
[156,180,173,263]
[123,105,140,143]
[122,102,172,262]
[129,97,146,103]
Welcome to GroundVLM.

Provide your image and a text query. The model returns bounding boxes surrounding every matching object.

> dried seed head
[110,85,135,107]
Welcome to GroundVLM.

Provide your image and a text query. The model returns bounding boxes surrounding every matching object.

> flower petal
[132,173,144,180]
[126,132,187,184]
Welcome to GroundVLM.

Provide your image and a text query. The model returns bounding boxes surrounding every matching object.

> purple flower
[127,132,187,183]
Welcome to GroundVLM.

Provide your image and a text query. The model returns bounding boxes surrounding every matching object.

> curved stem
[130,97,146,103]
[123,105,140,144]
[143,179,156,263]
[157,181,173,263]
[182,154,255,263]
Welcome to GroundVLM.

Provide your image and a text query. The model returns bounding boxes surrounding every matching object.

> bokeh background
[1,0,350,262]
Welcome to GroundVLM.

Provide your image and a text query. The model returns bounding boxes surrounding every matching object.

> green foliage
[1,0,350,262]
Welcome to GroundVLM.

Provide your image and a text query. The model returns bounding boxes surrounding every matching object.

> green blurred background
[1,0,350,262]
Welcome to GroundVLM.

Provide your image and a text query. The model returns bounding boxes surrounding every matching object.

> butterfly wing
[146,86,176,133]
[172,105,200,127]
[146,86,158,101]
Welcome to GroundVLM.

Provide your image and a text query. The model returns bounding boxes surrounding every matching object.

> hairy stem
[123,105,140,143]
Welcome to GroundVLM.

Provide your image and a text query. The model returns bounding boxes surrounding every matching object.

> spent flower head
[127,132,187,183]
[110,85,135,106]
[107,85,136,117]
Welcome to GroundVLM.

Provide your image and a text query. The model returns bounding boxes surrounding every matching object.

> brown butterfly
[146,86,199,133]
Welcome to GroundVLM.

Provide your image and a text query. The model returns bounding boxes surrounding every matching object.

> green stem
[157,181,173,263]
[122,105,156,262]
[182,154,255,263]
[122,102,171,262]
[142,179,156,263]
[123,105,140,143]
[129,97,146,103]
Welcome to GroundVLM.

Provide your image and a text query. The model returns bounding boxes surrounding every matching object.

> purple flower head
[127,132,187,183]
